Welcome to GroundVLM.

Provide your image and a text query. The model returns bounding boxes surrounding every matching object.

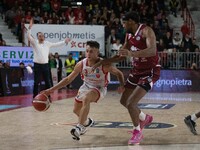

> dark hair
[122,11,140,23]
[86,41,100,49]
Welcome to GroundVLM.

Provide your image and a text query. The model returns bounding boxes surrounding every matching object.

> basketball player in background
[92,11,160,144]
[27,18,71,98]
[41,41,125,140]
[184,111,200,135]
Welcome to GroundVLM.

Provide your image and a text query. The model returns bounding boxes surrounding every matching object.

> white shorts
[75,83,107,103]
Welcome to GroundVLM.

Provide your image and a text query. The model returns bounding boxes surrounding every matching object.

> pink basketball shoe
[140,114,153,130]
[128,129,143,145]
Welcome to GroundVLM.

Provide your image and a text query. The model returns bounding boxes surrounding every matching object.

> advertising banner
[24,24,105,56]
[1,69,199,96]
[0,46,33,67]
[108,69,200,92]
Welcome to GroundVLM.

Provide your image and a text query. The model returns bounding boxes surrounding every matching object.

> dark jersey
[127,24,159,76]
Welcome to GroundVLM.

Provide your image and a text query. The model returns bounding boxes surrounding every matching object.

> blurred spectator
[68,11,75,24]
[172,32,182,51]
[140,9,149,24]
[41,0,51,13]
[25,10,32,23]
[41,11,49,23]
[54,52,63,82]
[5,7,16,28]
[19,62,25,79]
[64,7,72,22]
[19,62,25,69]
[107,28,118,57]
[162,31,173,51]
[111,38,122,56]
[51,0,61,14]
[73,6,85,20]
[64,53,75,89]
[181,34,192,52]
[138,0,147,12]
[0,0,5,18]
[169,0,179,17]
[49,53,57,86]
[33,11,41,24]
[0,33,6,46]
[59,11,66,24]
[74,12,84,25]
[157,38,166,52]
[0,60,3,68]
[190,63,197,70]
[191,38,199,52]
[49,53,57,68]
[181,21,190,37]
[51,12,59,24]
[13,9,23,36]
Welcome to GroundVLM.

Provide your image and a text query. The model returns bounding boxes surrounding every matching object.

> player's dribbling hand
[40,89,52,96]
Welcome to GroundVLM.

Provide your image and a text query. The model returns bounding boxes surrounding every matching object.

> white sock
[84,118,89,126]
[191,114,197,121]
[139,111,146,121]
[134,125,141,131]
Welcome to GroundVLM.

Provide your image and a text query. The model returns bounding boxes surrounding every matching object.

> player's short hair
[122,11,140,23]
[86,41,100,49]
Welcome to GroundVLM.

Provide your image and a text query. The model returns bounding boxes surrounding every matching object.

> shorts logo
[136,36,140,41]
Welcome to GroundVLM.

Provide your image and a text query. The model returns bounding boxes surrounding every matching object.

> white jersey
[80,58,110,88]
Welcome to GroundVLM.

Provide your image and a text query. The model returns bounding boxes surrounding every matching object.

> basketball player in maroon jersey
[92,11,160,144]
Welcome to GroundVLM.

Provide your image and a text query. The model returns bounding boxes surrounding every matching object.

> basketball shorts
[125,74,153,92]
[75,83,107,103]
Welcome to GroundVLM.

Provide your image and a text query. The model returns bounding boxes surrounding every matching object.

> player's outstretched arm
[92,55,126,71]
[40,61,82,96]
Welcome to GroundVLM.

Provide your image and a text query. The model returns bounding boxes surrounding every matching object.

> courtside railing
[116,52,200,70]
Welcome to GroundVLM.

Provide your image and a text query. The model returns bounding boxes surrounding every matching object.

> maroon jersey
[127,24,159,76]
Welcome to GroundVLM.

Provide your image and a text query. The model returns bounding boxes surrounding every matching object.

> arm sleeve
[27,29,36,45]
[48,41,66,48]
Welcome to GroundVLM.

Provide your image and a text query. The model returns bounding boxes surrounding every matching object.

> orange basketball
[32,93,50,112]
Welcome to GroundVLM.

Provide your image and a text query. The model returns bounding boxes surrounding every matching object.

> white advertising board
[0,46,33,67]
[24,24,105,55]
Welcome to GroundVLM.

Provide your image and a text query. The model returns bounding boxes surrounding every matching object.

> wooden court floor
[0,89,200,150]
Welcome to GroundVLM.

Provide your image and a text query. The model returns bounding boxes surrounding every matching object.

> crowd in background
[0,0,199,69]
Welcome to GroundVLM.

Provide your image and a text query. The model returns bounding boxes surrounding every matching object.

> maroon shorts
[125,65,161,92]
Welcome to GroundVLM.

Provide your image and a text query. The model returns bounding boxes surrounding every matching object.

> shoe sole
[128,136,144,145]
[70,129,80,140]
[184,119,198,135]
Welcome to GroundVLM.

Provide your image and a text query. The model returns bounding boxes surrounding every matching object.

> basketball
[32,93,50,112]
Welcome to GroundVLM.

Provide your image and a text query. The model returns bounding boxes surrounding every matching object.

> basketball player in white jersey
[41,41,125,140]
